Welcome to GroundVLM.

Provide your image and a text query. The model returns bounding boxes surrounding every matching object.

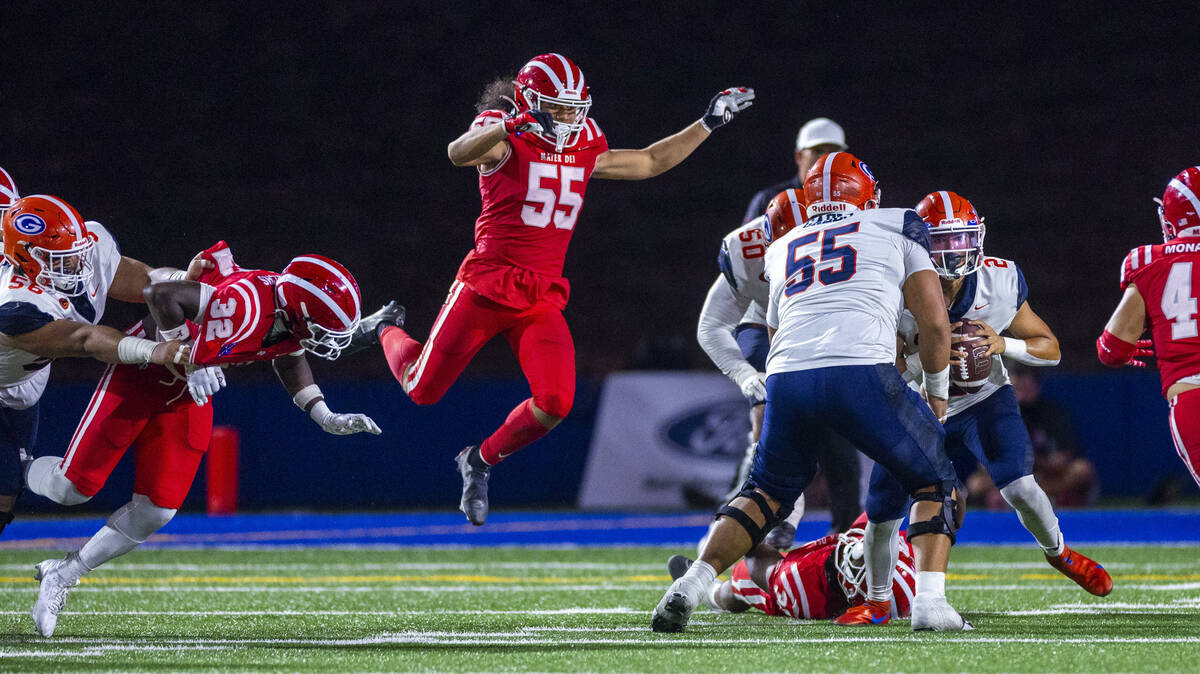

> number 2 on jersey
[784,223,859,296]
[521,162,584,230]
[1162,261,1199,340]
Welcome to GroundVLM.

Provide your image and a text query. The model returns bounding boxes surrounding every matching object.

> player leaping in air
[348,53,755,525]
[1098,166,1200,488]
[890,191,1111,598]
[23,241,379,637]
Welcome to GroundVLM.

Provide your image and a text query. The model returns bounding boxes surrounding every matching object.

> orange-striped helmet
[801,152,880,219]
[2,194,95,296]
[763,188,805,243]
[915,190,985,279]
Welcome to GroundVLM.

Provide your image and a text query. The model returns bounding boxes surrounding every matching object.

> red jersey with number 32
[189,242,303,367]
[1120,235,1200,395]
[455,110,609,310]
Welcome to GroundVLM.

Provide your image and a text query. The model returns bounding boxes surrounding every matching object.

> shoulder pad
[718,241,737,291]
[901,209,931,252]
[1119,245,1155,290]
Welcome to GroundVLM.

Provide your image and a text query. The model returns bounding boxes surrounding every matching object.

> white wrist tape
[1002,337,1060,366]
[158,324,190,341]
[308,400,332,424]
[923,366,950,400]
[148,268,188,284]
[117,337,159,364]
[292,384,324,411]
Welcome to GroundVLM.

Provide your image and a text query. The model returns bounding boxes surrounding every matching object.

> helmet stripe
[938,190,955,220]
[291,256,360,319]
[786,189,804,226]
[36,194,84,237]
[549,53,575,90]
[227,280,259,345]
[1169,177,1200,219]
[822,152,839,203]
[0,166,15,202]
[527,61,567,94]
[279,273,353,329]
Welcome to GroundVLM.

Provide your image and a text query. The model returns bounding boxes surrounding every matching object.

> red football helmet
[0,166,18,217]
[2,194,95,296]
[801,152,880,219]
[1158,166,1200,242]
[513,53,592,152]
[763,189,804,243]
[916,190,985,279]
[274,255,362,360]
[832,528,917,618]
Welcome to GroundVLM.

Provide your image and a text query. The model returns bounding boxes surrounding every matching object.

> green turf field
[1,545,1197,672]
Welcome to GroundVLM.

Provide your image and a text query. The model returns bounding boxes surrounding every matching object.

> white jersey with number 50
[764,207,934,375]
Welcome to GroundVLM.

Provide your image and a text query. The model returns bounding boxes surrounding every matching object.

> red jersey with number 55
[189,242,303,367]
[1120,235,1200,396]
[455,110,609,311]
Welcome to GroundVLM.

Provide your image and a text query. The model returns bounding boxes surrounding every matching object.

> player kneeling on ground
[668,513,916,620]
[23,242,380,638]
[652,153,970,633]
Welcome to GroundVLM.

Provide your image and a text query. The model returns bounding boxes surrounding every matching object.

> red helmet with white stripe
[1158,166,1200,242]
[513,53,592,152]
[915,190,985,279]
[0,166,18,218]
[763,189,804,244]
[801,152,880,220]
[275,255,362,360]
[2,194,95,296]
[832,528,918,618]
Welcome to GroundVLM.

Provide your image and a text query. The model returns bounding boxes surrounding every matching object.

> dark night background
[2,1,1199,381]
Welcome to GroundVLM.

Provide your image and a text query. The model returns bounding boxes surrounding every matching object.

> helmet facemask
[518,85,591,152]
[833,528,868,602]
[30,238,95,296]
[930,222,985,279]
[295,302,357,361]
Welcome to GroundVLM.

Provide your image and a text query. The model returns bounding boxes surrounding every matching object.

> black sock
[466,446,490,471]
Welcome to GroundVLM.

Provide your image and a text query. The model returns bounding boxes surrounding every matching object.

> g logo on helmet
[13,214,46,235]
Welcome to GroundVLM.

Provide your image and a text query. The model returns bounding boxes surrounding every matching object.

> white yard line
[0,561,665,572]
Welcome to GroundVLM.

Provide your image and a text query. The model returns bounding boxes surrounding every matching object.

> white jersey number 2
[1162,261,1199,340]
[521,162,584,230]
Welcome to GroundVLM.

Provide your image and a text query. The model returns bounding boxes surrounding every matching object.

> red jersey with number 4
[189,242,303,367]
[1120,235,1200,396]
[455,110,609,311]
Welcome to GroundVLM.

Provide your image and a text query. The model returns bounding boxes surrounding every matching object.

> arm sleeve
[697,277,758,385]
[0,302,56,336]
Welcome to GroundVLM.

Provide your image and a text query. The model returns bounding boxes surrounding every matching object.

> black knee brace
[716,487,783,548]
[907,487,960,545]
[0,510,13,538]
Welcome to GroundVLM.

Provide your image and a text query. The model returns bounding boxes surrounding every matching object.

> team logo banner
[578,372,749,509]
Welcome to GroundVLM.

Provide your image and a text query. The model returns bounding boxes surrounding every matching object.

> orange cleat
[835,599,892,626]
[1046,546,1113,597]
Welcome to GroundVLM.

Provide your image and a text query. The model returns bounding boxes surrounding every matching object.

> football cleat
[911,594,974,631]
[764,521,797,550]
[1046,546,1113,597]
[344,301,406,356]
[455,446,490,526]
[651,583,698,633]
[31,555,80,638]
[835,599,892,626]
[667,554,693,581]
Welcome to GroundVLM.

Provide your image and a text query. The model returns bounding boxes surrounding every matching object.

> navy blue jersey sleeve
[0,302,56,336]
[718,241,738,291]
[902,209,931,252]
[1014,263,1029,308]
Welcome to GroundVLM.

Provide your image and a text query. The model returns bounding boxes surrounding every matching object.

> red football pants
[61,364,214,509]
[391,280,575,419]
[1169,389,1200,488]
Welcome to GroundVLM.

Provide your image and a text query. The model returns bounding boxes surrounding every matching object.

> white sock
[1000,475,1063,554]
[677,560,718,603]
[58,553,92,584]
[784,494,805,527]
[77,525,141,574]
[864,518,902,602]
[916,571,946,597]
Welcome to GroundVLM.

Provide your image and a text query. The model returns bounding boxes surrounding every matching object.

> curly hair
[475,76,518,115]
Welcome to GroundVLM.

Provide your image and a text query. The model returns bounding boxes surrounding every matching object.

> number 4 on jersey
[1163,261,1199,340]
[521,162,584,230]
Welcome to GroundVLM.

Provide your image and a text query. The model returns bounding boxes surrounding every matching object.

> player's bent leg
[1169,389,1200,488]
[25,457,92,506]
[906,485,972,631]
[345,301,405,356]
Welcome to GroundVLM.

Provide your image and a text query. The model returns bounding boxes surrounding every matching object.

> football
[951,321,992,391]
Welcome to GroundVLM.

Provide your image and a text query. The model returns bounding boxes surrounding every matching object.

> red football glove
[1130,338,1155,367]
[503,109,555,136]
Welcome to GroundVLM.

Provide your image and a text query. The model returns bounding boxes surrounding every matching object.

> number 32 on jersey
[521,162,584,230]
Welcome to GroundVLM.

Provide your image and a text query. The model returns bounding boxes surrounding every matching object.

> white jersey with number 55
[764,208,934,375]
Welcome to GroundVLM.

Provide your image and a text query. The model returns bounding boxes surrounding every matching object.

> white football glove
[700,87,755,131]
[737,371,767,402]
[315,410,382,436]
[186,366,226,406]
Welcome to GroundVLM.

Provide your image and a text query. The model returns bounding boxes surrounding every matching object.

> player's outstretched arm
[112,253,214,304]
[697,277,762,397]
[273,354,382,435]
[592,87,754,180]
[143,281,204,337]
[903,269,951,419]
[1098,285,1151,367]
[0,320,188,365]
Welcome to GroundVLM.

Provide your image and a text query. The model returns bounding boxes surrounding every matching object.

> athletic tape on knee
[907,488,958,545]
[107,494,176,543]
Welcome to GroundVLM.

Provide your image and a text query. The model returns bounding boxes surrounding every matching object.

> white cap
[795,117,847,151]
